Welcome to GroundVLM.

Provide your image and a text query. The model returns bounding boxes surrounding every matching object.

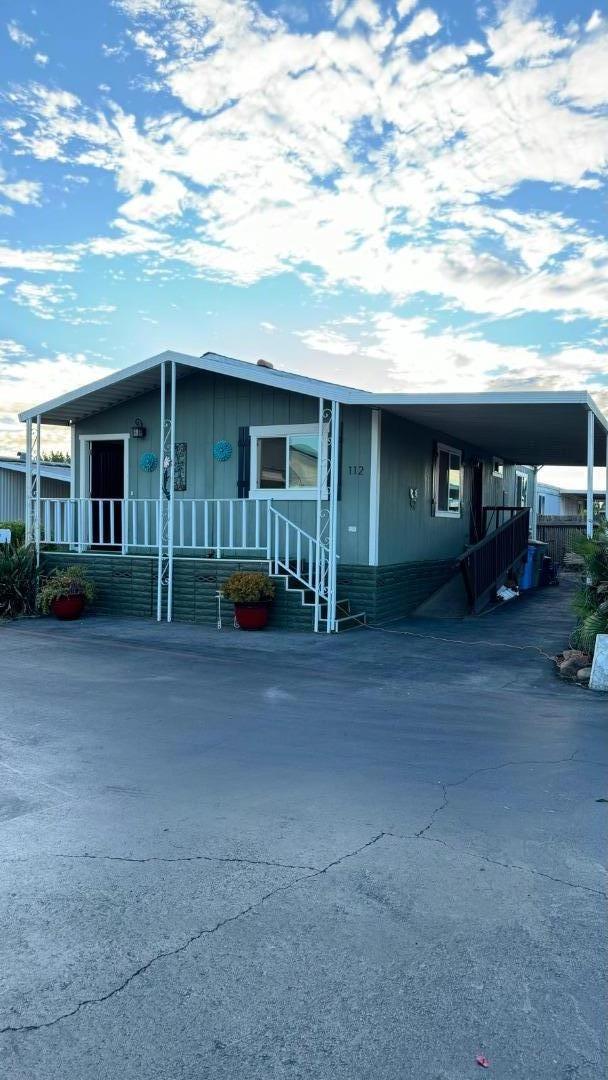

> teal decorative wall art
[213,439,233,463]
[140,451,158,473]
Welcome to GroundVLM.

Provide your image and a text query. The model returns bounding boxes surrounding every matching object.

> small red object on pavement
[476,1055,490,1068]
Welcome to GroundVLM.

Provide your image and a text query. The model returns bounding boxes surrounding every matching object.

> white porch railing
[34,497,274,556]
[35,495,332,627]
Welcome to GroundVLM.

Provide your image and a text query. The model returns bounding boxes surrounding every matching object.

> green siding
[378,411,533,565]
[74,371,372,566]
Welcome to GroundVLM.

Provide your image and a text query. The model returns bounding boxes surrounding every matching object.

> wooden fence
[537,517,586,566]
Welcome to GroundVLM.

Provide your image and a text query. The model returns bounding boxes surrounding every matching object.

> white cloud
[0,245,79,272]
[0,170,42,206]
[7,21,34,49]
[298,310,608,405]
[396,0,418,18]
[34,52,49,66]
[0,345,113,454]
[585,10,603,32]
[397,7,441,43]
[12,280,116,323]
[1,0,607,330]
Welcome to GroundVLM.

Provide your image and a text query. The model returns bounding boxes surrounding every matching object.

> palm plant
[0,543,39,618]
[570,529,608,653]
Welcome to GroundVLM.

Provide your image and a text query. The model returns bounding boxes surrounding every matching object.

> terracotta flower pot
[51,594,85,620]
[234,601,270,630]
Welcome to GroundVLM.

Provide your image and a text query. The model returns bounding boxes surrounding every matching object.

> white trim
[70,425,76,498]
[515,468,529,508]
[249,423,324,501]
[587,408,595,539]
[433,442,462,518]
[78,433,129,499]
[369,408,381,566]
[249,423,318,438]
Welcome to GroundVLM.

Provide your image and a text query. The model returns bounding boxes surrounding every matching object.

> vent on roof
[256,358,274,369]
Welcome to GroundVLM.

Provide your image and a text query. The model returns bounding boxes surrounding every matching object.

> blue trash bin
[519,545,537,590]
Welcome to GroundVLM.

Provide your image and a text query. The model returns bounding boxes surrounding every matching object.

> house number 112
[348,465,365,475]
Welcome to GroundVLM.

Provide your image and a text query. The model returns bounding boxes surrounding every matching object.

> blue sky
[1,0,607,484]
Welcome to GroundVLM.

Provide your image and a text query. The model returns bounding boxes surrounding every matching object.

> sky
[0,0,607,487]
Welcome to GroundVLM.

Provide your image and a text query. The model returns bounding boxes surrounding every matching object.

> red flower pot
[234,602,270,630]
[51,594,85,620]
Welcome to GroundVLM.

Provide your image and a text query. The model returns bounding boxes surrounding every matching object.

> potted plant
[38,564,95,620]
[222,570,275,630]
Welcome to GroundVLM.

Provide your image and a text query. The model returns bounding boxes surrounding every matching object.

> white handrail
[267,505,329,599]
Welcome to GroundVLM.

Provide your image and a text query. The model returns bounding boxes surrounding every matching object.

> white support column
[314,396,324,634]
[35,414,41,564]
[166,360,176,623]
[156,362,166,621]
[369,408,381,566]
[605,434,608,524]
[587,407,595,539]
[530,465,539,540]
[25,419,32,543]
[327,400,340,633]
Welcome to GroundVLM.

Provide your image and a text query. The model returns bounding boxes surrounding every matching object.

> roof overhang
[368,393,608,466]
[17,349,608,469]
[18,349,361,427]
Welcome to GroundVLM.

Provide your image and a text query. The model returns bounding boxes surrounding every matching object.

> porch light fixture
[131,418,146,439]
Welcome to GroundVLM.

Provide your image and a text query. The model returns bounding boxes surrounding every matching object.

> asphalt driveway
[0,577,606,1079]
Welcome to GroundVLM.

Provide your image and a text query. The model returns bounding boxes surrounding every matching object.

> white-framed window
[492,457,504,479]
[515,469,529,507]
[249,424,323,500]
[434,443,462,518]
[538,494,546,515]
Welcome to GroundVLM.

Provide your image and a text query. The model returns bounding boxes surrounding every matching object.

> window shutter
[237,426,251,498]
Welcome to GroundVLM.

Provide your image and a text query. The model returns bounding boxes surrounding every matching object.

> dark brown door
[90,440,124,545]
[470,461,484,543]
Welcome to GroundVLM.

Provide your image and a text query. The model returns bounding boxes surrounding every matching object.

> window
[492,457,504,479]
[515,470,529,507]
[250,424,322,499]
[434,444,462,517]
[538,494,546,515]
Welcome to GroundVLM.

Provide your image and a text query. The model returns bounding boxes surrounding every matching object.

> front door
[90,439,124,545]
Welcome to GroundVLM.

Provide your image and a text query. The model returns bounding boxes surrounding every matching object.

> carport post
[605,435,608,523]
[586,408,594,540]
[25,419,32,543]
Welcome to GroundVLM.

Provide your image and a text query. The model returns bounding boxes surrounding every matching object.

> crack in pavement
[412,750,598,840]
[412,834,607,898]
[0,831,390,1036]
[43,852,321,872]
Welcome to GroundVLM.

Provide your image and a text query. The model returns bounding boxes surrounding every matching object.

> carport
[367,390,608,538]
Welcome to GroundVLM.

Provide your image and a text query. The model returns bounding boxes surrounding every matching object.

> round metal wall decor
[139,451,158,473]
[212,440,233,463]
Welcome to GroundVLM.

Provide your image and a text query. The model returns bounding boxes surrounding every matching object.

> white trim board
[368,409,381,566]
[79,433,130,499]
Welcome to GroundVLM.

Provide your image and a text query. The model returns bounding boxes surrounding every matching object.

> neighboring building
[18,350,608,629]
[536,482,605,518]
[536,482,562,517]
[0,456,70,524]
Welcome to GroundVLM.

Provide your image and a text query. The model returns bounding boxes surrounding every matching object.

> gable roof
[18,349,363,427]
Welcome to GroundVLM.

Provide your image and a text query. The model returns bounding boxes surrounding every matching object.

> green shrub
[0,520,25,546]
[38,564,96,614]
[222,571,275,603]
[570,532,608,653]
[0,543,39,618]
